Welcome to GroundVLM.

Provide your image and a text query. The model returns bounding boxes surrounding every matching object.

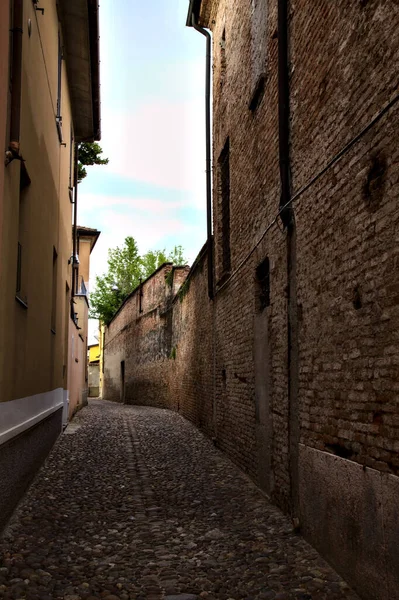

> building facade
[68,226,100,416]
[190,1,399,598]
[88,343,100,397]
[104,1,399,598]
[0,0,101,531]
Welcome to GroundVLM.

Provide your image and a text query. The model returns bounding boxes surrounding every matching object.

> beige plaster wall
[0,0,74,402]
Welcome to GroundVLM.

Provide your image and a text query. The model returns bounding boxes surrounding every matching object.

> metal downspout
[9,0,23,150]
[191,15,214,300]
[72,143,79,298]
[278,0,292,227]
[277,0,299,518]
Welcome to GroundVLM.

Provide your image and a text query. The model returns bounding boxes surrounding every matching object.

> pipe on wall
[277,0,299,518]
[72,143,79,298]
[190,14,214,300]
[9,0,23,150]
[277,0,292,228]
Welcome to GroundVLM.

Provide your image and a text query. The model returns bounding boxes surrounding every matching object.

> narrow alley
[0,400,359,600]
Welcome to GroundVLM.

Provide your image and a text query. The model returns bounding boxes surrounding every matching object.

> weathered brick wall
[210,0,292,508]
[103,258,214,430]
[169,247,215,437]
[290,0,399,474]
[103,264,175,405]
[205,0,399,597]
[103,1,399,595]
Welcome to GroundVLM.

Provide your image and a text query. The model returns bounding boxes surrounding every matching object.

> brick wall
[103,254,214,437]
[202,0,399,597]
[103,0,399,596]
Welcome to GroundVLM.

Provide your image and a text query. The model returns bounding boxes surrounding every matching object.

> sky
[78,0,207,342]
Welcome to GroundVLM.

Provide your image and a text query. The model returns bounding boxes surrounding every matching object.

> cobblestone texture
[0,400,360,600]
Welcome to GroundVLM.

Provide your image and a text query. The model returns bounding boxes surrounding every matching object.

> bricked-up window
[219,138,231,274]
[256,257,270,311]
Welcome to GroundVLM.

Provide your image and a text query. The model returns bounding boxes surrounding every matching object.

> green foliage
[165,270,174,287]
[89,237,187,324]
[78,142,109,183]
[141,249,168,279]
[178,277,191,303]
[168,245,187,266]
[170,346,177,360]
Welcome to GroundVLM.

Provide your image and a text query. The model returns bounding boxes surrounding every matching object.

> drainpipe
[9,0,23,152]
[278,0,292,228]
[72,143,79,297]
[277,0,299,519]
[188,10,214,300]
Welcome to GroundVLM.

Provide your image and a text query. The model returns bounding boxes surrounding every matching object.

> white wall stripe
[0,389,65,446]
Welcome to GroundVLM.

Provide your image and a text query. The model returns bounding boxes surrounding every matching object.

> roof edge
[87,0,101,141]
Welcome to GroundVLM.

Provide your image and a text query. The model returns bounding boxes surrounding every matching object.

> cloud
[78,193,206,284]
[79,193,187,213]
[100,99,207,202]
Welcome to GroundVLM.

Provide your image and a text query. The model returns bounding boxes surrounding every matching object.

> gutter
[187,4,214,300]
[278,0,292,228]
[9,0,23,151]
[87,0,101,141]
[72,143,79,297]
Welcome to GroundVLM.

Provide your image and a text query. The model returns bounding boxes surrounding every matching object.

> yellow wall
[0,0,74,402]
[89,345,100,364]
[77,238,92,291]
[99,322,105,398]
[68,296,88,417]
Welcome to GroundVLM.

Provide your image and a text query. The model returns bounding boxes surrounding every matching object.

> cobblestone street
[0,400,360,600]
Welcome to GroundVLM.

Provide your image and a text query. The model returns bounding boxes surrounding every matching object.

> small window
[249,74,266,112]
[218,138,231,275]
[256,257,270,311]
[15,164,31,308]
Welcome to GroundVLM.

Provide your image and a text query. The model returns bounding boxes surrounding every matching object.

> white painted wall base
[0,389,64,446]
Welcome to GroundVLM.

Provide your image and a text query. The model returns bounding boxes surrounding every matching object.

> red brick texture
[103,0,399,596]
[103,252,215,436]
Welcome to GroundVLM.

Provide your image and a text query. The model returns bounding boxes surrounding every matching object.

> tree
[89,237,187,324]
[78,142,109,183]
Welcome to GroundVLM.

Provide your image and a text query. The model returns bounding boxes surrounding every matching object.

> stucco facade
[0,0,101,531]
[67,227,100,417]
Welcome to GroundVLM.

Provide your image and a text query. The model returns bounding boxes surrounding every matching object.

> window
[249,73,266,112]
[15,163,31,308]
[51,248,58,332]
[56,30,63,142]
[218,138,231,275]
[256,257,270,311]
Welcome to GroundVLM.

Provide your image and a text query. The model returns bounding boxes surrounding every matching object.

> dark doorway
[120,360,126,404]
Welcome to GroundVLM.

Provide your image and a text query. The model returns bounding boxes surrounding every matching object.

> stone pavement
[0,400,360,600]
